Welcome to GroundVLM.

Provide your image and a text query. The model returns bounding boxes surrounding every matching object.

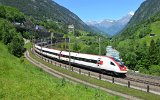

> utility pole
[68,24,74,67]
[65,38,66,50]
[41,38,43,54]
[69,38,71,67]
[31,30,33,49]
[34,25,38,48]
[51,32,53,48]
[99,37,101,56]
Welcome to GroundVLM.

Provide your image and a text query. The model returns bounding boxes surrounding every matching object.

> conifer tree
[149,39,157,65]
[0,6,6,18]
[156,38,160,65]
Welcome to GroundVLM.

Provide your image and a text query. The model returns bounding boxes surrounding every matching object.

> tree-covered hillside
[0,4,109,58]
[128,0,160,27]
[116,0,160,40]
[0,5,25,57]
[112,0,160,75]
[0,0,92,32]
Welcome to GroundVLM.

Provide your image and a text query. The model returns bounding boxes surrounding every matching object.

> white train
[34,44,127,76]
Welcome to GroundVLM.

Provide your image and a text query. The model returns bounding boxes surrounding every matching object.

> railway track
[31,48,160,95]
[125,77,160,87]
[25,50,143,100]
[126,72,160,87]
[43,43,160,87]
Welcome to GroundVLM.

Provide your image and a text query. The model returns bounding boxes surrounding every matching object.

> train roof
[35,44,112,59]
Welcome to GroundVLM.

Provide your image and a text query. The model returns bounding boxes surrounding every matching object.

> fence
[32,49,154,94]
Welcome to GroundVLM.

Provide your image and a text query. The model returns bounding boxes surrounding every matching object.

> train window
[94,60,97,63]
[84,59,87,62]
[110,62,115,66]
[85,59,88,62]
[88,59,92,62]
[90,60,94,63]
[80,58,84,61]
[79,58,84,61]
[79,58,82,61]
[86,59,89,62]
[82,58,85,61]
[71,56,75,59]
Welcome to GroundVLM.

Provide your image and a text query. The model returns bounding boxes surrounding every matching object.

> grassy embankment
[27,43,160,100]
[0,42,122,100]
[118,21,160,47]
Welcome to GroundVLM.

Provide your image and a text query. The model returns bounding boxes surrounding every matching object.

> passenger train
[34,44,127,76]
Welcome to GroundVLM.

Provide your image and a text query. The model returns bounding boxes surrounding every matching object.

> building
[68,24,74,32]
[149,33,156,37]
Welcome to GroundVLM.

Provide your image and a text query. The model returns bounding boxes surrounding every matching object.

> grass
[118,20,160,47]
[139,21,160,46]
[27,43,160,100]
[0,42,123,100]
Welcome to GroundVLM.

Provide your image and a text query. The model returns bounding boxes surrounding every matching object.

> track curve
[25,50,143,100]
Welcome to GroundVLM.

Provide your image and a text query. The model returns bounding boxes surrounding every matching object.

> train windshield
[113,58,124,67]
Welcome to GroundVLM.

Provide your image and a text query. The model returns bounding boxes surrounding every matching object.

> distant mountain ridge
[86,12,133,36]
[0,0,91,31]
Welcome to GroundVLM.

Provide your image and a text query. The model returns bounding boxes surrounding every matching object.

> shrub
[149,65,160,76]
[8,33,24,57]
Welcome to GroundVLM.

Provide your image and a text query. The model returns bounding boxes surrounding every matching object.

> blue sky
[53,0,145,21]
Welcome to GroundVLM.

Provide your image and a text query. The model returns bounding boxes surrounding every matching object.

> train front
[112,58,127,75]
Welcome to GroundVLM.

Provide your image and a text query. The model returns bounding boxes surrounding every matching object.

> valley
[0,0,160,99]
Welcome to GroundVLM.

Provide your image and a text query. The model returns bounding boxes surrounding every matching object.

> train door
[97,58,103,67]
[73,54,77,63]
[59,51,62,60]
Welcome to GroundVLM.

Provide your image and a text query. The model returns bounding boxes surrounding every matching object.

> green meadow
[0,42,121,100]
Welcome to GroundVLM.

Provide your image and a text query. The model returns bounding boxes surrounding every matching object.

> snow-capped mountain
[86,12,134,36]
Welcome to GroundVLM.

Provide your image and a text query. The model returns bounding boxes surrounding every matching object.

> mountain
[111,0,160,74]
[0,0,91,31]
[86,12,133,36]
[128,0,160,27]
[117,0,160,40]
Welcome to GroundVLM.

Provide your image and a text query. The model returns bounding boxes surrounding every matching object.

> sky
[53,0,145,21]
